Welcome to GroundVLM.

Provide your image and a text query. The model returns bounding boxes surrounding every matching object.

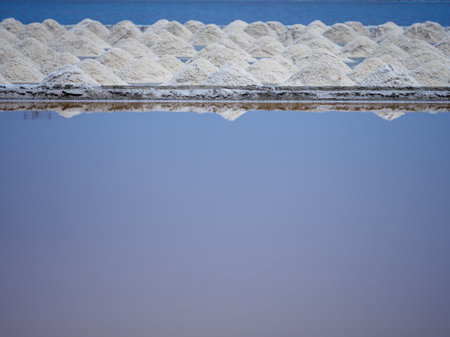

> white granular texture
[42,19,65,35]
[0,18,24,34]
[410,59,450,86]
[116,57,172,84]
[78,59,127,85]
[41,64,100,86]
[0,38,11,50]
[203,63,261,86]
[323,23,358,45]
[435,37,450,56]
[148,19,170,31]
[270,54,298,73]
[0,27,17,44]
[115,38,155,58]
[344,21,369,37]
[370,22,404,42]
[266,21,286,38]
[226,30,256,49]
[282,44,313,63]
[246,36,285,58]
[285,61,354,86]
[190,44,250,68]
[401,48,449,70]
[378,55,410,73]
[369,43,409,61]
[16,23,53,43]
[0,51,45,83]
[162,21,192,40]
[152,33,196,57]
[165,59,217,85]
[349,57,386,84]
[293,31,341,55]
[70,26,110,49]
[0,73,9,84]
[184,20,205,34]
[98,48,134,70]
[40,52,80,75]
[0,47,25,63]
[360,64,420,87]
[399,38,440,55]
[342,36,378,58]
[190,24,225,46]
[248,58,294,84]
[404,21,447,44]
[380,33,412,48]
[223,20,248,34]
[138,31,162,48]
[279,24,307,46]
[244,21,273,39]
[108,20,142,45]
[216,39,255,62]
[295,51,352,74]
[75,18,110,41]
[54,34,106,57]
[14,37,58,68]
[157,55,184,74]
[307,20,328,35]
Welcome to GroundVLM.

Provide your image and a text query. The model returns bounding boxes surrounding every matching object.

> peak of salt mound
[42,19,65,35]
[157,55,184,74]
[0,54,45,83]
[247,36,285,58]
[116,38,154,58]
[266,21,286,37]
[41,64,100,86]
[279,24,307,46]
[55,34,106,57]
[292,31,341,55]
[138,31,161,48]
[79,59,127,85]
[349,57,386,84]
[190,24,225,46]
[226,30,255,49]
[223,20,248,34]
[98,48,134,70]
[244,21,273,39]
[75,18,110,41]
[152,33,196,57]
[342,36,378,58]
[307,20,328,35]
[40,52,80,75]
[0,18,24,34]
[116,57,172,84]
[282,44,312,63]
[203,63,261,86]
[0,27,17,44]
[411,59,450,86]
[248,58,294,84]
[360,64,420,87]
[401,48,449,70]
[14,37,57,68]
[165,59,217,85]
[371,22,404,42]
[184,20,205,34]
[70,26,110,49]
[149,19,170,31]
[345,21,369,37]
[162,21,192,40]
[190,44,251,68]
[369,43,409,61]
[17,23,52,43]
[404,21,447,44]
[295,51,352,74]
[285,61,354,86]
[323,23,358,45]
[108,20,142,45]
[435,37,450,56]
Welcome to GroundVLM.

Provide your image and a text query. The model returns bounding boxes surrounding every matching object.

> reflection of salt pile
[360,64,420,87]
[0,48,45,83]
[203,63,261,86]
[165,59,217,85]
[41,64,100,86]
[78,59,127,85]
[190,24,225,45]
[374,110,406,121]
[116,58,171,84]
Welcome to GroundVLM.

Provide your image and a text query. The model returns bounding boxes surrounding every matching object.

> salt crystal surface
[71,26,110,49]
[190,43,251,67]
[411,59,450,86]
[115,38,155,58]
[0,18,24,34]
[248,58,294,84]
[138,31,162,48]
[203,63,261,86]
[0,73,9,84]
[226,30,256,49]
[266,21,286,38]
[78,59,127,85]
[342,36,378,58]
[157,55,184,74]
[0,48,45,83]
[404,21,447,44]
[17,23,52,43]
[278,24,307,46]
[435,37,450,56]
[42,19,66,35]
[190,24,225,46]
[14,37,58,68]
[0,27,17,44]
[40,52,80,75]
[244,21,273,39]
[75,18,110,41]
[323,23,358,45]
[282,44,312,64]
[344,21,369,37]
[184,20,205,34]
[371,22,404,42]
[162,21,192,40]
[285,61,354,86]
[165,59,217,85]
[360,64,420,87]
[247,36,285,58]
[152,33,196,57]
[108,20,142,45]
[349,57,386,84]
[98,48,135,70]
[223,20,248,34]
[116,57,172,84]
[40,64,100,86]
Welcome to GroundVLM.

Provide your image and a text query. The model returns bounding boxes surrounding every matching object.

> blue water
[1,1,449,25]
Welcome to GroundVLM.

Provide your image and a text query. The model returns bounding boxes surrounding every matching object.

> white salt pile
[157,55,184,74]
[323,23,358,45]
[369,43,409,61]
[0,48,45,83]
[270,54,298,73]
[14,37,57,68]
[162,21,192,40]
[116,57,172,84]
[203,63,261,86]
[293,31,342,55]
[225,31,256,49]
[0,73,9,84]
[190,43,251,68]
[16,23,53,43]
[149,19,170,31]
[278,24,307,46]
[52,33,106,57]
[0,27,17,44]
[349,57,386,84]
[165,59,217,85]
[40,64,100,86]
[223,20,248,34]
[0,38,11,50]
[98,48,134,70]
[190,24,225,46]
[75,18,110,41]
[401,48,449,70]
[40,52,80,75]
[295,52,352,74]
[78,59,127,85]
[184,20,205,34]
[307,20,328,35]
[435,37,450,56]
[244,21,273,39]
[138,31,161,48]
[371,22,404,42]
[267,21,286,38]
[248,58,294,84]
[247,36,285,58]
[404,21,447,44]
[115,38,154,57]
[410,59,450,86]
[345,21,369,37]
[0,18,24,34]
[71,26,110,49]
[285,61,354,86]
[342,36,378,58]
[42,19,66,35]
[151,33,196,57]
[360,64,420,87]
[282,44,313,64]
[108,20,142,45]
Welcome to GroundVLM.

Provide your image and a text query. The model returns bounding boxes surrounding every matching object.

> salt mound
[270,54,298,73]
[70,26,110,49]
[40,64,100,86]
[54,34,105,57]
[380,33,412,48]
[108,20,142,45]
[116,57,172,84]
[244,21,273,39]
[40,52,80,75]
[282,44,313,64]
[360,64,420,87]
[295,51,352,74]
[78,59,127,85]
[248,58,294,84]
[410,59,450,86]
[0,47,26,63]
[162,21,192,40]
[401,48,449,70]
[116,38,154,57]
[323,23,358,45]
[0,18,24,34]
[75,18,110,40]
[203,63,261,86]
[279,24,307,46]
[42,19,65,35]
[0,54,45,83]
[342,36,378,58]
[371,22,404,42]
[17,23,52,43]
[184,20,205,34]
[0,73,9,84]
[190,24,225,46]
[157,55,184,74]
[285,61,354,86]
[227,30,256,49]
[378,55,410,73]
[293,31,341,55]
[307,20,328,35]
[190,43,251,67]
[247,36,285,58]
[165,59,217,85]
[14,37,58,68]
[223,20,248,34]
[98,48,134,70]
[349,57,386,84]
[344,21,369,37]
[152,33,196,57]
[148,19,170,32]
[435,37,450,56]
[404,21,447,44]
[0,38,11,50]
[267,21,286,37]
[397,38,434,54]
[369,43,409,61]
[138,31,161,48]
[0,27,17,44]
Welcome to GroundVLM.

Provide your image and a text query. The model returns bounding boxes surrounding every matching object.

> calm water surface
[0,109,450,337]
